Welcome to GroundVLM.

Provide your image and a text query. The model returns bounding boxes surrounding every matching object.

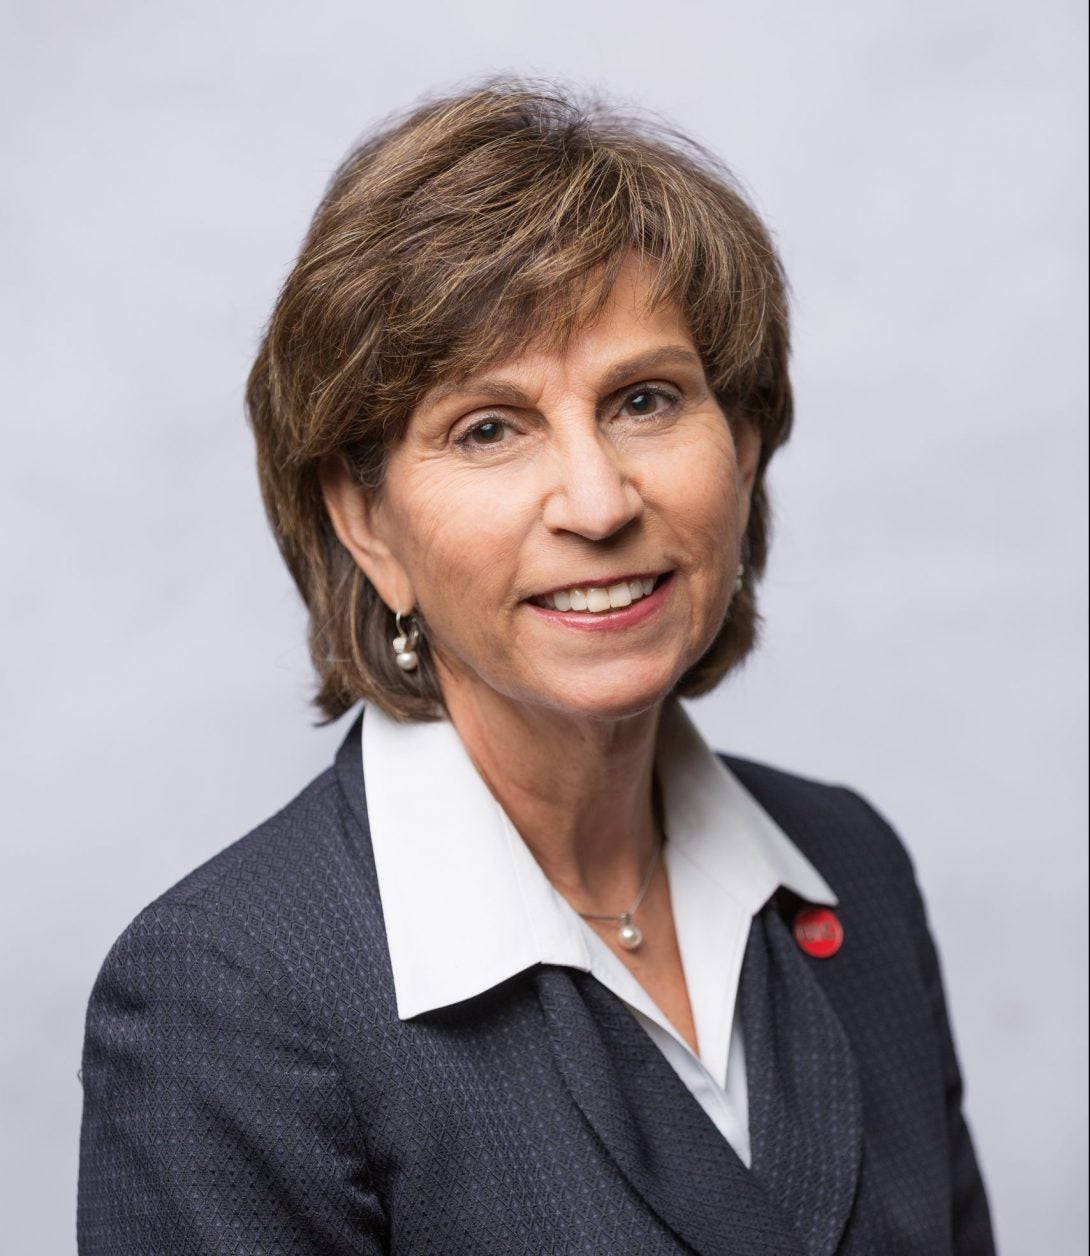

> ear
[318,455,416,614]
[732,417,763,505]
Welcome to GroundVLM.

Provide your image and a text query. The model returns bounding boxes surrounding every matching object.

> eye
[619,386,679,419]
[458,418,508,447]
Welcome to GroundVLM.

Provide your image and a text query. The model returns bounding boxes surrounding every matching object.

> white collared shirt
[362,699,837,1167]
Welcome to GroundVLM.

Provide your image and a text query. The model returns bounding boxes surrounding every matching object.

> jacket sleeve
[841,787,998,1256]
[77,898,387,1255]
[909,884,998,1256]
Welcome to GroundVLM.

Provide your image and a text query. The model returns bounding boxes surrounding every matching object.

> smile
[529,572,669,614]
[525,572,674,630]
[531,575,663,614]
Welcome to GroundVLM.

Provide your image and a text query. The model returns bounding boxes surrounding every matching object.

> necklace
[576,832,662,951]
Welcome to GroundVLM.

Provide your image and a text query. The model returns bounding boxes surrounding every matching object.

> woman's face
[338,256,760,723]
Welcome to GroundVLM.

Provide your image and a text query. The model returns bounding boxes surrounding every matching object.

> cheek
[652,422,747,557]
[385,465,530,624]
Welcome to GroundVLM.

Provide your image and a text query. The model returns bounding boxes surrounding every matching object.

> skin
[321,255,761,1055]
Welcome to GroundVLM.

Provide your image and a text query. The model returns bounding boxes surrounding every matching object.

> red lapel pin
[793,906,844,958]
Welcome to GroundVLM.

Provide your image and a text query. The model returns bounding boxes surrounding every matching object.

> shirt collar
[655,700,837,914]
[362,699,836,1021]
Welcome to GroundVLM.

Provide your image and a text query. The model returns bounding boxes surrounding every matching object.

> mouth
[524,571,674,630]
[528,571,669,613]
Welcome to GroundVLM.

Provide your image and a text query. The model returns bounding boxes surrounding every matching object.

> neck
[440,678,664,914]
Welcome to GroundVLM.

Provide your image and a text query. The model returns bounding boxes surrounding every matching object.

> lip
[524,571,675,632]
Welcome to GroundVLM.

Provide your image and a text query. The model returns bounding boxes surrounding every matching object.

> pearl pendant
[617,914,643,950]
[395,650,418,671]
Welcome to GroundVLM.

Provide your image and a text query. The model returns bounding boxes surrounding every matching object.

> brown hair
[246,77,793,722]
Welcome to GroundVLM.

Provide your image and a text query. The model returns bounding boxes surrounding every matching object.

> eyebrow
[423,345,706,409]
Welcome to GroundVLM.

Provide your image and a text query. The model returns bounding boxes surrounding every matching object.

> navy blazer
[78,714,996,1254]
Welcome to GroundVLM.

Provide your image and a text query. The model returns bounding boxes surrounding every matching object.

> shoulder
[144,757,365,942]
[161,764,348,912]
[718,751,923,911]
[719,752,955,1038]
[88,715,390,1015]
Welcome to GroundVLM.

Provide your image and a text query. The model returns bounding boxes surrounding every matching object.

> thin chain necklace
[576,829,663,951]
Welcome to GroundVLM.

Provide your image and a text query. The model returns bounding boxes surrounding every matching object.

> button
[793,906,843,958]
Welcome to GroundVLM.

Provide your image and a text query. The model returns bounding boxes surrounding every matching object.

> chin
[532,661,681,724]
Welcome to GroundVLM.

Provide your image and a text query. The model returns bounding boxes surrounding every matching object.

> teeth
[539,576,661,613]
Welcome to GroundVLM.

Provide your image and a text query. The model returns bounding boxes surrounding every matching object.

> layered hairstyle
[247,78,794,722]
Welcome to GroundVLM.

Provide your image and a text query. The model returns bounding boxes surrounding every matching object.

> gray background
[3,0,1086,1251]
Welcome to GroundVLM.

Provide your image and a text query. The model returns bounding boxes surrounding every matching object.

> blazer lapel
[743,901,864,1256]
[535,966,806,1256]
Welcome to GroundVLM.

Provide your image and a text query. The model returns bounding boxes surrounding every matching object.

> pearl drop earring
[733,563,745,594]
[392,611,420,672]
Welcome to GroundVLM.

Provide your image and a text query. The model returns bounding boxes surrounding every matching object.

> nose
[541,430,644,541]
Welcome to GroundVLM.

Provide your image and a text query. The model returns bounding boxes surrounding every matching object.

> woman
[78,81,996,1254]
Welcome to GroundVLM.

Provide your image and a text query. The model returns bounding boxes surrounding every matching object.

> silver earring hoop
[392,610,420,672]
[733,563,745,594]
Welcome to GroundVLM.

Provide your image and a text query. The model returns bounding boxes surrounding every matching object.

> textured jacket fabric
[77,713,996,1255]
